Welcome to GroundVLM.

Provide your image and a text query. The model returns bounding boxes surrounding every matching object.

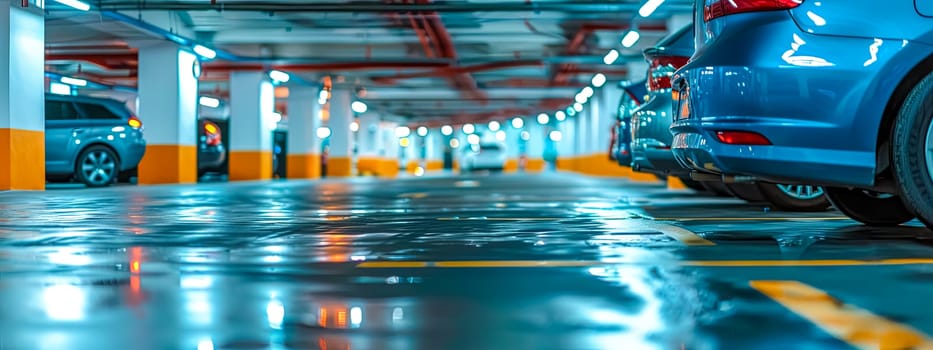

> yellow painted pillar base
[228,151,272,181]
[327,157,353,177]
[379,159,400,177]
[526,158,546,173]
[0,128,44,190]
[286,153,321,179]
[426,160,444,172]
[138,145,197,185]
[667,175,688,190]
[406,161,420,174]
[357,157,382,176]
[504,159,519,172]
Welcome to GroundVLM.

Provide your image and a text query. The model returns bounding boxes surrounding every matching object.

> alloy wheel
[776,184,824,200]
[81,150,116,186]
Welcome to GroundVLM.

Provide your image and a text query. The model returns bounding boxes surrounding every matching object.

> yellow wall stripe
[750,280,933,350]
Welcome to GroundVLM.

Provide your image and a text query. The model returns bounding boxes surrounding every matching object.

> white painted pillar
[0,3,43,190]
[525,118,546,172]
[137,43,199,184]
[355,112,381,175]
[286,85,322,179]
[425,128,444,171]
[327,88,353,176]
[229,71,275,181]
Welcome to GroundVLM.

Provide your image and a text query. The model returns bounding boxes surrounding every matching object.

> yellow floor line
[436,217,563,221]
[643,222,715,246]
[750,280,933,350]
[398,192,429,199]
[357,258,933,269]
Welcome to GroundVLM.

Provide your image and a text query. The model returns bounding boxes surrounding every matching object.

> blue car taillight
[704,0,803,22]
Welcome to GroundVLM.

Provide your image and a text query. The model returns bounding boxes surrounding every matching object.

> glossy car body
[672,0,933,188]
[631,24,693,176]
[460,142,507,172]
[612,80,647,166]
[45,94,146,184]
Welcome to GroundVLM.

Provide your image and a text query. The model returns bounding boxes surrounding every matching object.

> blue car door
[44,100,82,174]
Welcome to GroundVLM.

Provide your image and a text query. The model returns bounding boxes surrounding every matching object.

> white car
[460,142,507,172]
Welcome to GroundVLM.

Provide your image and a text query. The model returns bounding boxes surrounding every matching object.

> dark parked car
[198,118,226,177]
[45,94,146,187]
[672,0,933,227]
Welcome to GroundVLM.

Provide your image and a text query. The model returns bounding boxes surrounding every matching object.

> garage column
[327,89,353,177]
[525,118,546,172]
[573,107,589,171]
[137,43,199,185]
[286,86,322,179]
[0,4,43,190]
[229,71,275,181]
[381,123,400,176]
[424,128,444,172]
[356,112,380,176]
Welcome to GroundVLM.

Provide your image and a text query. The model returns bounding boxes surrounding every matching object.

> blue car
[612,79,646,166]
[672,0,933,228]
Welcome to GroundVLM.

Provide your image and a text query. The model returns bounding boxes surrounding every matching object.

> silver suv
[45,95,146,187]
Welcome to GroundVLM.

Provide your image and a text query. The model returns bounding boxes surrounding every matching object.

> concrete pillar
[0,4,43,190]
[381,122,400,175]
[425,128,444,172]
[574,107,588,170]
[327,89,353,176]
[137,43,199,184]
[556,115,575,170]
[356,112,381,176]
[525,118,546,172]
[286,86,322,179]
[229,71,275,181]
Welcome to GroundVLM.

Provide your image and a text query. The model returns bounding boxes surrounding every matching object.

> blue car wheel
[755,183,830,212]
[893,70,933,229]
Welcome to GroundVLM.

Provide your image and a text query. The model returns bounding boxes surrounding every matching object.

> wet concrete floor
[2,173,932,349]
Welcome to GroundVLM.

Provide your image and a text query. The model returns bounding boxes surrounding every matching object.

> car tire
[893,70,933,229]
[756,183,830,212]
[701,181,732,197]
[724,183,767,202]
[75,145,120,188]
[825,187,915,225]
[676,175,707,192]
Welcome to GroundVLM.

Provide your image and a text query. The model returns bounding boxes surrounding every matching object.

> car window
[76,102,121,120]
[45,100,79,121]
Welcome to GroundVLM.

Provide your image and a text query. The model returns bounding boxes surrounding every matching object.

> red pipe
[371,60,543,82]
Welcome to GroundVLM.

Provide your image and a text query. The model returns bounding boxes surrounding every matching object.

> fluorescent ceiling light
[395,126,411,137]
[574,103,584,112]
[60,76,87,87]
[317,127,332,139]
[582,86,594,98]
[495,130,507,141]
[49,82,71,95]
[441,125,453,135]
[621,31,641,48]
[351,101,368,113]
[592,73,607,88]
[575,93,588,104]
[192,45,216,59]
[417,126,428,136]
[462,123,475,134]
[537,113,549,125]
[199,96,220,108]
[638,0,666,17]
[350,121,360,132]
[604,50,620,65]
[53,0,90,11]
[555,111,566,121]
[511,117,524,129]
[549,130,563,142]
[269,70,290,83]
[488,120,501,132]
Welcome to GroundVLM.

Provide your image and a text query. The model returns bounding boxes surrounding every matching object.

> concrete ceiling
[43,0,695,123]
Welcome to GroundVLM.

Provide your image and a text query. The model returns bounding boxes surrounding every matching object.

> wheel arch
[74,142,122,174]
[876,50,933,178]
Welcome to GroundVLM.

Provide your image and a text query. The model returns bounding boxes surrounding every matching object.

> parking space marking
[398,192,429,199]
[750,280,933,350]
[436,217,563,221]
[643,222,715,246]
[357,258,933,269]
